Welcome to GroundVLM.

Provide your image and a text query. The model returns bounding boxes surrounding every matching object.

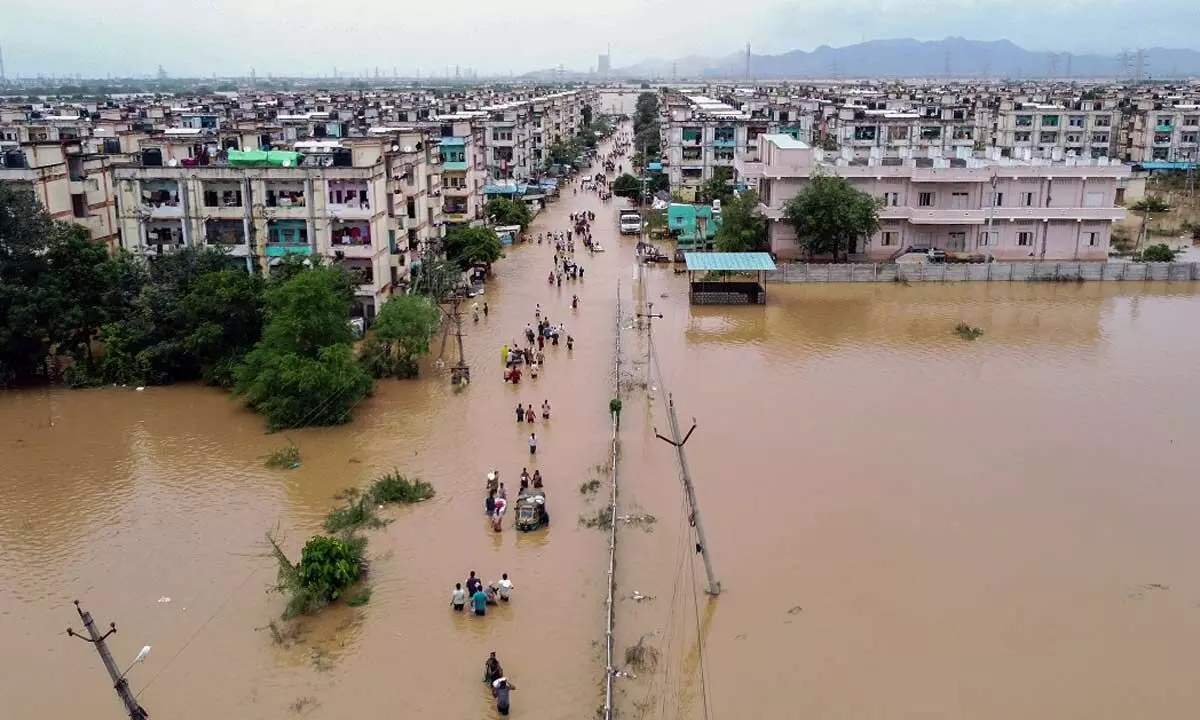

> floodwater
[4,125,1200,719]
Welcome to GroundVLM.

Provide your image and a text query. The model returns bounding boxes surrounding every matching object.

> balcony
[266,220,311,256]
[140,181,182,217]
[327,182,372,218]
[1155,124,1174,133]
[205,220,249,257]
[331,221,374,258]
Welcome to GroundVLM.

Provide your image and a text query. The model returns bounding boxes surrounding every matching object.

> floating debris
[629,591,654,602]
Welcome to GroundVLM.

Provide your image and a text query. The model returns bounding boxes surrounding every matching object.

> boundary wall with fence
[764,262,1200,283]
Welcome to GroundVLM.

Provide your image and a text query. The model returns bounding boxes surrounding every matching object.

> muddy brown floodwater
[4,124,1200,719]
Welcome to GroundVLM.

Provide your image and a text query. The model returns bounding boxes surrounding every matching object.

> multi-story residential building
[0,138,120,248]
[660,95,752,200]
[744,134,1128,262]
[992,101,1119,160]
[1121,101,1200,164]
[111,132,443,319]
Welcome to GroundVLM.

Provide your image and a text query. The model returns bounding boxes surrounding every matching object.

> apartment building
[480,90,590,181]
[659,95,753,200]
[112,133,444,318]
[826,101,981,159]
[991,101,1119,160]
[745,134,1128,262]
[0,138,119,248]
[1121,101,1200,164]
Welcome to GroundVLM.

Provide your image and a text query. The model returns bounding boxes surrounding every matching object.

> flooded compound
[4,124,1200,719]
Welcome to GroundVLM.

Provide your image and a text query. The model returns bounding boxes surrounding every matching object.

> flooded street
[5,123,1200,719]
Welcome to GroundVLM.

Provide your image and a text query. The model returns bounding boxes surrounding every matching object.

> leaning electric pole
[643,310,720,595]
[67,601,149,720]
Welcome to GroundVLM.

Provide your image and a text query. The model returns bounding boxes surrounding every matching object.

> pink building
[738,135,1129,262]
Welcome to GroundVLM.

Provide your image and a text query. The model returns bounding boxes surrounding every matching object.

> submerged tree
[782,175,881,262]
[234,266,372,430]
[484,198,532,229]
[443,226,502,271]
[360,294,441,379]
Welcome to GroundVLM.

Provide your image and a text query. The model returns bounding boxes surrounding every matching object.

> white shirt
[497,578,513,599]
[451,587,465,605]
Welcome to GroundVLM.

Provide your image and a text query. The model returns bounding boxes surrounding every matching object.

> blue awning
[684,252,777,272]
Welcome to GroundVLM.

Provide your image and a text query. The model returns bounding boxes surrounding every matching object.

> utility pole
[66,601,149,720]
[653,390,720,595]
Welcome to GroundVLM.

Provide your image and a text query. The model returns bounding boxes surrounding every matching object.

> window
[1065,134,1082,144]
[1182,133,1198,144]
[881,192,898,206]
[1084,191,1104,207]
[853,126,877,141]
[1091,133,1110,144]
[1041,115,1059,127]
[951,192,970,209]
[920,126,942,140]
[986,191,1003,207]
[1039,132,1059,144]
[1020,191,1035,207]
[1157,115,1173,128]
[918,192,936,207]
[1014,132,1031,143]
[1086,232,1099,247]
[1015,115,1033,127]
[1068,116,1086,128]
[880,231,898,246]
[71,193,87,218]
[1093,115,1112,127]
[1017,231,1033,246]
[1184,115,1200,126]
[947,232,966,250]
[979,231,996,247]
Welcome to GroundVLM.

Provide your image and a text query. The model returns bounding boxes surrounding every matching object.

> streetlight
[120,646,152,680]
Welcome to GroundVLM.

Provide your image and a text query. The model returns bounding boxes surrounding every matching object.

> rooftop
[684,252,777,273]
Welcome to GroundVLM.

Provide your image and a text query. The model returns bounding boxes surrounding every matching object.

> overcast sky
[2,0,1196,78]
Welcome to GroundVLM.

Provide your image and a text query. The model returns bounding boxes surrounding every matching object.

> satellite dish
[322,157,334,167]
[281,158,292,167]
[167,158,178,167]
[391,144,400,152]
[403,145,414,153]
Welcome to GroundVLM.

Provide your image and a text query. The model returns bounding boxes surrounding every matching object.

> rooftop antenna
[1134,48,1146,82]
[1064,53,1073,80]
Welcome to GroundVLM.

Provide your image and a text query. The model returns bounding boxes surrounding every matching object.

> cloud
[0,0,1194,77]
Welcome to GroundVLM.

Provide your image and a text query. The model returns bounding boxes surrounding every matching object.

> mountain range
[605,37,1200,79]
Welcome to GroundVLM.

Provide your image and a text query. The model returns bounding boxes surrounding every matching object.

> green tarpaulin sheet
[227,149,304,167]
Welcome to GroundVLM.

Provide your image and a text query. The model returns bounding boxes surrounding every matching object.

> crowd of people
[455,124,634,717]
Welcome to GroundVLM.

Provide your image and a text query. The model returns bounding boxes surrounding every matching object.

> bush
[268,532,366,619]
[264,444,301,469]
[1141,243,1177,262]
[323,494,387,533]
[369,470,435,504]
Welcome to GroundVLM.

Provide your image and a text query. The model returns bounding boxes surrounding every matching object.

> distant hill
[611,37,1200,79]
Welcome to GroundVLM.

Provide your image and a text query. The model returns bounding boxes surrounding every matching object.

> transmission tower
[745,43,751,81]
[1134,48,1146,81]
[1047,53,1059,79]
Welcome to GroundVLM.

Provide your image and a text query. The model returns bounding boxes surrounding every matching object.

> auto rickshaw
[515,491,549,531]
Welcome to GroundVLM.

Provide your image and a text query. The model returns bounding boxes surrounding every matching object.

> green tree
[782,175,881,262]
[93,246,247,386]
[0,186,126,385]
[179,269,266,386]
[700,167,734,205]
[612,173,643,201]
[633,92,661,160]
[443,226,502,271]
[714,191,769,253]
[361,294,440,379]
[1140,243,1177,262]
[485,197,532,229]
[234,267,372,430]
[581,104,593,128]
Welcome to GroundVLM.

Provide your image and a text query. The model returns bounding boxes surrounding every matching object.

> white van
[619,211,641,235]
